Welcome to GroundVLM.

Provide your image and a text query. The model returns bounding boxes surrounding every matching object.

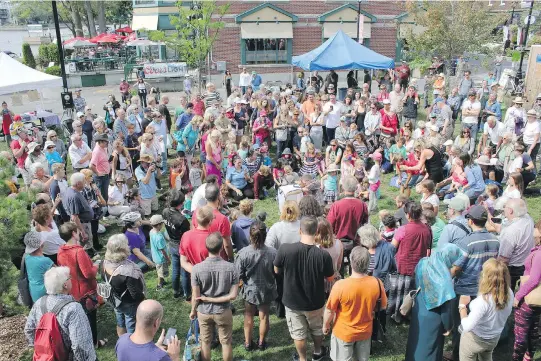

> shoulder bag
[400,287,421,317]
[372,277,386,343]
[18,255,33,308]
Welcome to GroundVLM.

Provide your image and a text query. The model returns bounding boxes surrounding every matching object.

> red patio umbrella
[96,34,122,43]
[63,37,89,45]
[115,26,134,34]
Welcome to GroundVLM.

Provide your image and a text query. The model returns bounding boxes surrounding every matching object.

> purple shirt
[516,247,541,302]
[115,333,171,361]
[125,228,146,262]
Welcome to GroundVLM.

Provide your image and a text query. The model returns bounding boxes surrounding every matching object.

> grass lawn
[3,112,541,361]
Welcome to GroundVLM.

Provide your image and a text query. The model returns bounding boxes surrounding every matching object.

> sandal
[96,338,109,349]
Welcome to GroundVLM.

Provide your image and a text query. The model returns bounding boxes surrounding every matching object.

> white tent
[0,52,63,96]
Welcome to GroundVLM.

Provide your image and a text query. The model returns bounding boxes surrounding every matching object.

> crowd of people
[3,65,541,361]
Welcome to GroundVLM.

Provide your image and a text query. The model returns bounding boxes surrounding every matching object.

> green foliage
[44,65,62,76]
[105,1,133,28]
[0,158,31,299]
[152,1,229,69]
[22,43,36,69]
[11,1,53,24]
[404,1,505,75]
[37,43,60,68]
[527,34,541,47]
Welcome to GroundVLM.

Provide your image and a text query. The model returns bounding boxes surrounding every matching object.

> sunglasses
[50,135,57,138]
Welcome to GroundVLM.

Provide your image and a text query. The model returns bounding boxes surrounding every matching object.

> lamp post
[355,0,362,82]
[516,0,534,83]
[51,0,67,91]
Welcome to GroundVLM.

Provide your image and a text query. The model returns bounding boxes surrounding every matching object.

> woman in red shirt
[57,222,107,348]
[380,99,399,137]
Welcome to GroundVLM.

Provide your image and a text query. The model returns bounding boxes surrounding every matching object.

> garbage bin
[338,87,347,100]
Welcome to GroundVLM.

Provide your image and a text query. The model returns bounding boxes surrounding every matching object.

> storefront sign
[143,62,188,78]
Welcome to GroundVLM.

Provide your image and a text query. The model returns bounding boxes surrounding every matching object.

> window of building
[242,38,290,64]
[134,0,156,6]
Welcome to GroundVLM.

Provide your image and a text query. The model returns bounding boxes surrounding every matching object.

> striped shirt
[203,91,222,108]
[454,230,500,296]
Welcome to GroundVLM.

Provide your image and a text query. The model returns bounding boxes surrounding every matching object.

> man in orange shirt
[301,93,316,120]
[323,246,387,361]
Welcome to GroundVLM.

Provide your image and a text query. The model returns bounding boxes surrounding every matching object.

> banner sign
[143,62,188,78]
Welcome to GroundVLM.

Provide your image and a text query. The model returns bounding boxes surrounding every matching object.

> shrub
[37,43,60,68]
[44,65,61,76]
[22,43,36,69]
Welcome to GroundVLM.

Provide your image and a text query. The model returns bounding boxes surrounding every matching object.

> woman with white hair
[92,117,114,154]
[46,130,66,162]
[205,129,222,185]
[102,234,146,336]
[126,103,143,135]
[30,162,54,193]
[108,174,131,217]
[357,224,396,280]
[24,266,97,361]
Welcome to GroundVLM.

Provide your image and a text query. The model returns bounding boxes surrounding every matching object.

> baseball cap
[443,139,453,146]
[445,197,467,212]
[251,143,261,151]
[465,204,488,222]
[430,124,439,132]
[382,99,391,105]
[24,231,44,254]
[143,107,152,113]
[149,214,164,226]
[77,111,85,118]
[370,152,383,161]
[44,140,56,149]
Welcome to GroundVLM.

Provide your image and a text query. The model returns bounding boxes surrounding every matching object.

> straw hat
[513,96,524,104]
[475,155,491,166]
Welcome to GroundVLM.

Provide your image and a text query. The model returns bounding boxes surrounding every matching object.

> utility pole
[52,0,67,91]
[355,0,361,83]
[516,0,534,83]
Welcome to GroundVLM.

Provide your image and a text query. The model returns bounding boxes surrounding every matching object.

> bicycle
[504,76,525,96]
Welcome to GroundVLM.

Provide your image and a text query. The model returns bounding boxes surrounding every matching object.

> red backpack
[33,295,75,361]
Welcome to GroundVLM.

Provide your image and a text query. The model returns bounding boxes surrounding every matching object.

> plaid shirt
[82,185,102,220]
[25,294,96,361]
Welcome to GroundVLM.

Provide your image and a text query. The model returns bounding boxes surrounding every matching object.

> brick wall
[210,1,403,75]
[370,27,397,58]
[292,26,322,56]
[213,27,241,71]
[218,0,405,17]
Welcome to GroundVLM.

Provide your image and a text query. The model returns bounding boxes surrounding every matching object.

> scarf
[104,259,146,294]
[415,244,464,310]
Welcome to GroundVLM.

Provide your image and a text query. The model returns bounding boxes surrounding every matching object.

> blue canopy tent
[291,30,394,71]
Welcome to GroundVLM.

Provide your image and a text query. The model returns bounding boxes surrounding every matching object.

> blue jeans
[135,248,153,272]
[169,245,181,295]
[161,151,168,174]
[182,268,191,299]
[241,86,247,95]
[276,140,287,158]
[114,302,137,332]
[93,173,110,203]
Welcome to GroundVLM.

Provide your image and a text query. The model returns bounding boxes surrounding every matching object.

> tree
[105,1,133,28]
[404,1,505,77]
[37,43,60,68]
[97,1,106,34]
[11,1,53,24]
[150,1,230,92]
[22,43,36,69]
[0,158,32,315]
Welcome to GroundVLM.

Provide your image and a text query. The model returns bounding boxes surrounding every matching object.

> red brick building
[211,1,405,74]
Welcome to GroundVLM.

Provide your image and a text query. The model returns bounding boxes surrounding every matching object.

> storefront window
[243,38,289,64]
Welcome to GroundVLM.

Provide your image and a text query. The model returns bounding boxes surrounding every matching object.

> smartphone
[163,328,177,346]
[330,105,334,111]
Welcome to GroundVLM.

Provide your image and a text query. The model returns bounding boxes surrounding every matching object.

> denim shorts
[114,303,138,332]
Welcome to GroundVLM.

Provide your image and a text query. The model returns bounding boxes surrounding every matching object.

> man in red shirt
[119,79,131,103]
[192,183,234,261]
[10,124,35,188]
[327,176,369,241]
[180,205,215,300]
[390,201,432,323]
[395,61,411,90]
